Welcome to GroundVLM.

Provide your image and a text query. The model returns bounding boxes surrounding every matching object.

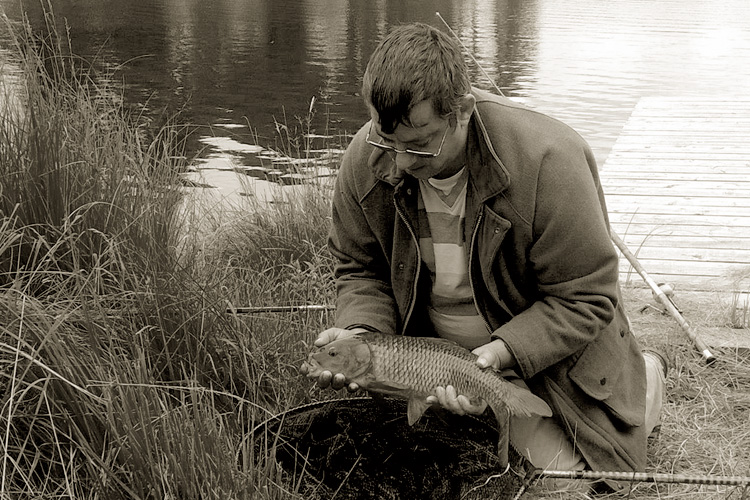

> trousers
[508,351,666,470]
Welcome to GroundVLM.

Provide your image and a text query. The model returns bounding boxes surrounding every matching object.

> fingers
[431,386,486,415]
[457,394,487,414]
[314,327,368,347]
[314,328,342,347]
[346,382,360,393]
[441,385,463,414]
[472,339,516,371]
[310,370,341,389]
[330,373,347,390]
[300,364,360,392]
[474,348,499,370]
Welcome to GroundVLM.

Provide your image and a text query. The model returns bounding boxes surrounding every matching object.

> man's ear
[456,93,476,124]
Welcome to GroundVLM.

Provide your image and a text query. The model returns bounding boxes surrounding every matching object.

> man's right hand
[300,327,367,392]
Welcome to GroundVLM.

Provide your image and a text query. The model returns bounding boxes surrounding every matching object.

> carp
[303,331,552,465]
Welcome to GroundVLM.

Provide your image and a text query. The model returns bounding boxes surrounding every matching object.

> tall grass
[0,12,332,499]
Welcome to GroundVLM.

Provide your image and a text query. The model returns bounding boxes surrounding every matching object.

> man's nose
[395,151,418,171]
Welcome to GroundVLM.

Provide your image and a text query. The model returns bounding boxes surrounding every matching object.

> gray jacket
[329,88,648,472]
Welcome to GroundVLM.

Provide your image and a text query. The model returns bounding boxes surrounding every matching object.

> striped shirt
[418,168,491,350]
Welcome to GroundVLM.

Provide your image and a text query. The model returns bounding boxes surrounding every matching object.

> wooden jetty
[601,97,750,293]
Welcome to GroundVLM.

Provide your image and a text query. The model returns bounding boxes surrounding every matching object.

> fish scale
[368,334,515,407]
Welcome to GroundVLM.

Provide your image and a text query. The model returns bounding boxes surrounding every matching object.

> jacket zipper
[394,195,421,336]
[468,211,494,335]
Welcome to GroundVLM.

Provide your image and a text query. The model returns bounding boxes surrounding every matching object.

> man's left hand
[472,339,516,371]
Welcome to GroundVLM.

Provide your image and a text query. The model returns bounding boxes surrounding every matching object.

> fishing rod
[612,232,716,364]
[435,11,717,365]
[512,469,750,499]
[225,304,335,314]
[435,12,505,97]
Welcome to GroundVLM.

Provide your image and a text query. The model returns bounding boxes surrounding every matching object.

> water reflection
[1,0,749,170]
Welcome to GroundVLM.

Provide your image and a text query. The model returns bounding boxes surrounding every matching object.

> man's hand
[472,339,516,371]
[300,327,368,392]
[426,386,487,415]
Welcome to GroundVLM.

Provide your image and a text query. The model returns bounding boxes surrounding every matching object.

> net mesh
[253,397,533,499]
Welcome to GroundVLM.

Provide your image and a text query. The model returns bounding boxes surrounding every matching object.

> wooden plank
[610,144,750,154]
[619,262,750,282]
[603,179,750,191]
[605,195,750,209]
[616,259,749,278]
[608,213,750,228]
[615,234,750,251]
[603,159,750,168]
[609,222,749,239]
[619,257,750,290]
[603,172,749,182]
[617,272,738,292]
[602,96,750,292]
[630,102,750,113]
[607,152,750,160]
[612,246,750,264]
[604,186,749,198]
[607,201,750,212]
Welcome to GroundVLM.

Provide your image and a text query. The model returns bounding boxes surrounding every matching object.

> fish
[303,331,553,466]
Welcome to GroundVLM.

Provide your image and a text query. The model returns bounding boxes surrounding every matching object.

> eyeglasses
[366,121,449,158]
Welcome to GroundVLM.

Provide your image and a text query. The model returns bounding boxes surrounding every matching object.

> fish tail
[501,381,553,418]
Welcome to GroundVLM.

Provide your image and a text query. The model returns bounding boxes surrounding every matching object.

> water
[2,0,749,170]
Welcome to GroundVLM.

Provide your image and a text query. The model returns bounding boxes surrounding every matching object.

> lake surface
[2,0,750,170]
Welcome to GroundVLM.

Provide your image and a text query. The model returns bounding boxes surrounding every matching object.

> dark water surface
[2,0,749,168]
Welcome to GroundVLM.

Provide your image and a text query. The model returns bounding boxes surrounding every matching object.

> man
[303,22,666,483]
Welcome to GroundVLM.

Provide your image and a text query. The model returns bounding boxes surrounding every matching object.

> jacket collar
[368,89,511,202]
[465,97,511,203]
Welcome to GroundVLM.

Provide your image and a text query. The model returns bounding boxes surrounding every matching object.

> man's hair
[362,23,471,134]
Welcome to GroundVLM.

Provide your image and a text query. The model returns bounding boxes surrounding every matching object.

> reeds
[0,12,331,499]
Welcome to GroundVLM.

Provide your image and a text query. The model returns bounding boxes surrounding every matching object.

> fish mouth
[301,355,325,378]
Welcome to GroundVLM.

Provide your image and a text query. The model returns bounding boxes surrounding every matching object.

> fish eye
[328,348,338,357]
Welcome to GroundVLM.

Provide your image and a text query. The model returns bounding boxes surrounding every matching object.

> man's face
[367,99,470,180]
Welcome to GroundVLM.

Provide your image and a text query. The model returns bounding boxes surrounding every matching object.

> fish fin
[502,383,553,418]
[367,380,410,393]
[495,411,511,467]
[406,398,431,426]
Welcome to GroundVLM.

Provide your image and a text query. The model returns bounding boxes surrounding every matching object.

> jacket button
[406,188,412,196]
[397,263,405,270]
[600,377,607,386]
[493,227,500,234]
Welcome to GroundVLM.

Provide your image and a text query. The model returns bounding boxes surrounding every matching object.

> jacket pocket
[568,313,646,427]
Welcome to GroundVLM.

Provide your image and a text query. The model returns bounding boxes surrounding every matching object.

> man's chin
[405,166,431,179]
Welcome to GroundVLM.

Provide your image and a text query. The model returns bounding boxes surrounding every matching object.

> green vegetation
[1,13,748,500]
